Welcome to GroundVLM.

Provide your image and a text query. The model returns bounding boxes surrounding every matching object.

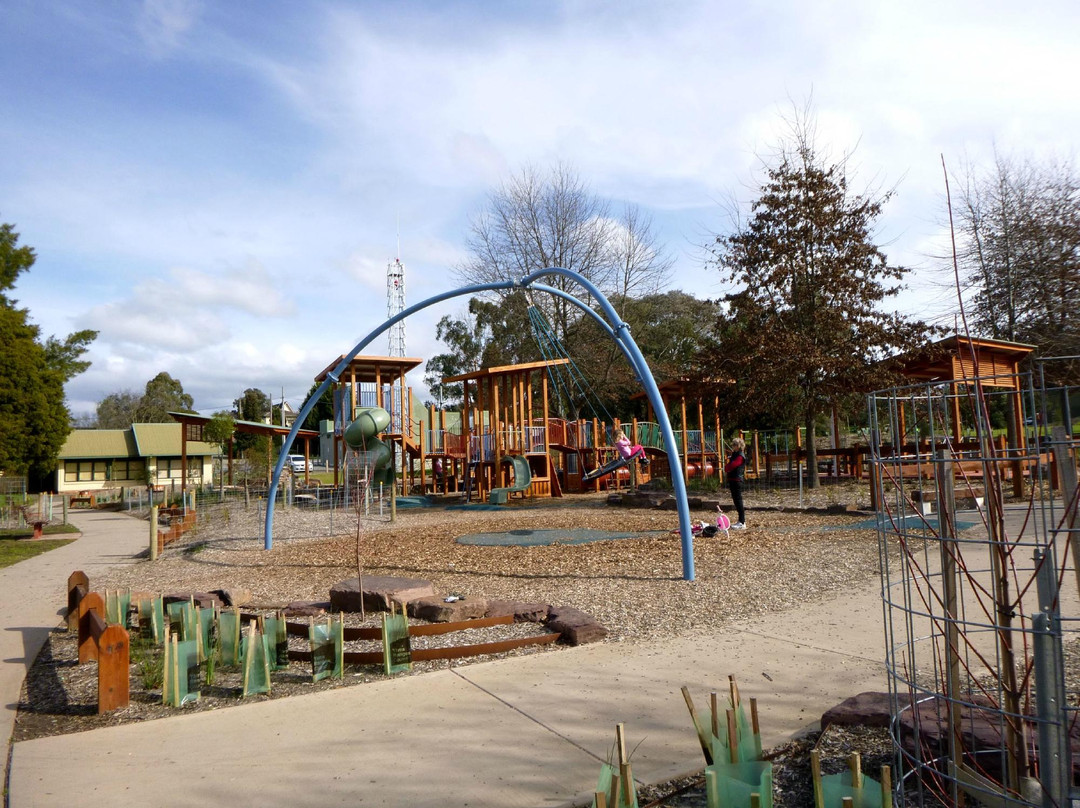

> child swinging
[583,429,649,482]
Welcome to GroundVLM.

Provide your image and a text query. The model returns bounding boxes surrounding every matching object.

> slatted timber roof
[314,355,425,384]
[895,335,1036,388]
[442,358,570,384]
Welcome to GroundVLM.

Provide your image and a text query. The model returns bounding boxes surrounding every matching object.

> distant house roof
[133,423,218,456]
[59,429,139,459]
[59,423,220,460]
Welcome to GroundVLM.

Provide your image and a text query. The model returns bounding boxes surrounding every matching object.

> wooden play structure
[307,335,1042,506]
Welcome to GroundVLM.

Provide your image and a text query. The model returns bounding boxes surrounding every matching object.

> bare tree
[610,204,674,306]
[956,152,1080,367]
[457,163,671,343]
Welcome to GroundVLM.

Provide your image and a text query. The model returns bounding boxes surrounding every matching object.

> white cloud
[137,0,200,55]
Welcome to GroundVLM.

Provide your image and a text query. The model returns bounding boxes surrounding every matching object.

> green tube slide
[343,407,393,471]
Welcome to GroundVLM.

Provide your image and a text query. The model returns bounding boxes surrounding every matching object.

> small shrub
[131,639,164,690]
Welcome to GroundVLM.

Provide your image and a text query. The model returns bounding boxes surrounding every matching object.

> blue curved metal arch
[264,269,696,580]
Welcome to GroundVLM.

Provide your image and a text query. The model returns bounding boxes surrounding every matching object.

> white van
[287,454,312,473]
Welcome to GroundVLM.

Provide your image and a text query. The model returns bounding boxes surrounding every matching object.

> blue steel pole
[522,269,695,580]
[264,280,515,549]
[265,268,695,581]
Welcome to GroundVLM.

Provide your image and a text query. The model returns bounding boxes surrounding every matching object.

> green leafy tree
[423,296,537,408]
[574,290,719,412]
[232,388,271,454]
[202,412,235,449]
[300,381,335,431]
[0,222,96,485]
[233,388,271,422]
[96,391,141,429]
[708,120,931,486]
[134,372,194,423]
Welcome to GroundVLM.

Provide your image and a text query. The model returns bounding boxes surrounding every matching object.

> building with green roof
[56,424,220,494]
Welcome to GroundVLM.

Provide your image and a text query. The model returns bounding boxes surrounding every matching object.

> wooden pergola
[168,412,320,494]
[891,335,1036,445]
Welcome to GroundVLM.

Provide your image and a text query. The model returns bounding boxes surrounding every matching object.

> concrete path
[6,515,890,808]
[1,509,150,796]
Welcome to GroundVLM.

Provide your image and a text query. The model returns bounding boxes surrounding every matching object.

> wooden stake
[881,765,892,808]
[710,691,719,740]
[729,674,741,707]
[607,771,620,808]
[849,752,862,789]
[842,798,854,808]
[172,634,180,707]
[750,794,760,808]
[681,686,713,765]
[616,723,631,806]
[594,792,607,808]
[162,625,171,705]
[811,750,824,808]
[727,708,738,763]
[750,697,762,758]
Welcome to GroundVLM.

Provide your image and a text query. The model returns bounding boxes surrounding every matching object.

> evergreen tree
[0,222,96,485]
[708,125,931,486]
[134,372,194,423]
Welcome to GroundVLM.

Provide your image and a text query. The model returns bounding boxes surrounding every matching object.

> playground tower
[387,258,406,357]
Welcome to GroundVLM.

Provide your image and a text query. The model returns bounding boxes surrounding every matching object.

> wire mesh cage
[868,359,1080,808]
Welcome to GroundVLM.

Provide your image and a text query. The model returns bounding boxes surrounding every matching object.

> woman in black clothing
[724,437,747,529]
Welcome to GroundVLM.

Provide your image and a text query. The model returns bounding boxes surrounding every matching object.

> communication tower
[386,258,406,357]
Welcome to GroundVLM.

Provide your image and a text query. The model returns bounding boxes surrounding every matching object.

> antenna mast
[387,256,406,357]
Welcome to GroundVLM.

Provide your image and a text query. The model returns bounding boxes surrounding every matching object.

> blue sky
[3,0,1078,417]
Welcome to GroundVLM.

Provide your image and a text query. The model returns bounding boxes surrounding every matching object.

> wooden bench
[75,587,130,713]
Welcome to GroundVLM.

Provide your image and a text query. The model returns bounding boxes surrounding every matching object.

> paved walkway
[5,508,892,808]
[1,509,150,798]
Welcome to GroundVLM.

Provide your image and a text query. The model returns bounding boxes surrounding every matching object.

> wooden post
[78,591,106,663]
[680,395,689,481]
[811,750,824,808]
[710,691,719,740]
[681,686,713,764]
[150,505,159,561]
[727,708,738,763]
[698,399,706,473]
[848,752,862,789]
[67,570,89,632]
[97,621,130,713]
[616,723,631,808]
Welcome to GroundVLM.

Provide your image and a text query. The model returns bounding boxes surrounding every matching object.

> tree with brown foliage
[708,127,931,486]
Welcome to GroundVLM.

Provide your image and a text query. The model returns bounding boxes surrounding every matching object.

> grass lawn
[0,523,80,569]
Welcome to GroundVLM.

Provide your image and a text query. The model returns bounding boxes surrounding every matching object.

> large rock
[210,588,252,608]
[821,691,896,729]
[547,605,607,645]
[486,599,551,623]
[408,595,488,623]
[283,600,329,617]
[330,576,435,613]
